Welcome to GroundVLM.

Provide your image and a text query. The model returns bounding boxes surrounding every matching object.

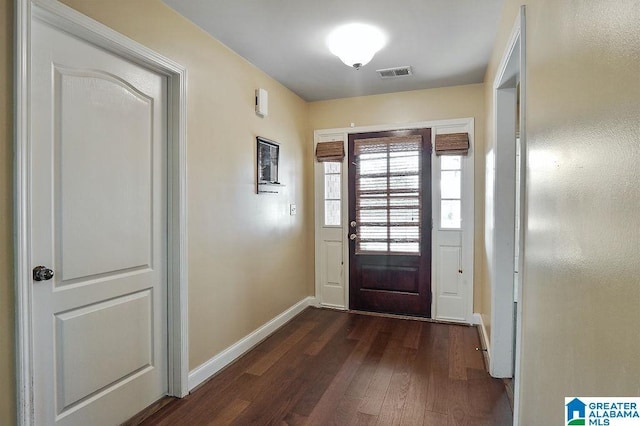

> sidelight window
[354,135,422,255]
[324,162,342,226]
[440,156,462,229]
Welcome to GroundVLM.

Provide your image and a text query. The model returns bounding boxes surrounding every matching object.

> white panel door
[30,17,167,425]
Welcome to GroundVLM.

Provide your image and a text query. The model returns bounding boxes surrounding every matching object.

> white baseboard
[318,303,347,310]
[474,312,491,371]
[188,296,316,391]
[308,298,322,308]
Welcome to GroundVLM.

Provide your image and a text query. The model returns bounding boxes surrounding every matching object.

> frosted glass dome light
[327,23,386,70]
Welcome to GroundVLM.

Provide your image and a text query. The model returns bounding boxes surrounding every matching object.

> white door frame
[512,7,526,423]
[314,118,475,322]
[14,1,189,424]
[488,4,526,417]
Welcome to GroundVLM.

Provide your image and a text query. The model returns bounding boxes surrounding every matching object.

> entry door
[30,17,168,425]
[348,129,432,316]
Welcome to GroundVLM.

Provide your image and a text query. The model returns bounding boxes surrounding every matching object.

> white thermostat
[255,88,268,117]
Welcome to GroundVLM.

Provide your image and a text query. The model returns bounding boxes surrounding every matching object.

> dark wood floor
[139,308,512,425]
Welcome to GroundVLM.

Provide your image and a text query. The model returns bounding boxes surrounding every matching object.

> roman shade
[315,141,345,162]
[434,133,469,156]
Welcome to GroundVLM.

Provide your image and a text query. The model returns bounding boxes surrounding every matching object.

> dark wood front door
[348,128,432,317]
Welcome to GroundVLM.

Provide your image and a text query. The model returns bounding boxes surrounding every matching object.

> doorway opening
[489,5,526,423]
[314,118,475,324]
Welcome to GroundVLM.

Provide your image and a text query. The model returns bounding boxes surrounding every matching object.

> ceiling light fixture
[327,23,386,70]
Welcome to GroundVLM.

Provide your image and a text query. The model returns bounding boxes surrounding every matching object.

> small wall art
[256,136,282,193]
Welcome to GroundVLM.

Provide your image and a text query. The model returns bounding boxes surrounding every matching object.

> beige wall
[310,84,486,313]
[485,1,640,424]
[0,0,15,423]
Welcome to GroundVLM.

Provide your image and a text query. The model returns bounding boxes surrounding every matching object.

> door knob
[350,221,357,228]
[349,233,357,240]
[33,266,54,282]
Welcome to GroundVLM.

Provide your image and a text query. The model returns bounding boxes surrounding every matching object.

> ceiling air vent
[376,66,413,79]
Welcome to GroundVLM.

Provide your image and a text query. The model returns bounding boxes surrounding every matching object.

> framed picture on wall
[256,136,281,193]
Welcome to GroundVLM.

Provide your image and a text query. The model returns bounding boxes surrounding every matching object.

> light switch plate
[289,204,297,215]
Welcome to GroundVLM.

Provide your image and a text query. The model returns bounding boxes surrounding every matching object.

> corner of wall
[188,296,315,390]
[473,312,491,371]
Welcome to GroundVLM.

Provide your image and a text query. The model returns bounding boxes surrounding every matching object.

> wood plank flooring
[138,308,512,425]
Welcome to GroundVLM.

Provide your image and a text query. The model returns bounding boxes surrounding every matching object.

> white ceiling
[162,0,505,102]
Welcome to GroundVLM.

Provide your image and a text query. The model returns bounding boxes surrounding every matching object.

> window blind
[434,133,469,156]
[354,135,422,255]
[315,141,345,162]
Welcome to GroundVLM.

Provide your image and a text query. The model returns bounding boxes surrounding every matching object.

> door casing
[488,5,526,423]
[314,118,475,322]
[485,6,528,425]
[14,1,188,424]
